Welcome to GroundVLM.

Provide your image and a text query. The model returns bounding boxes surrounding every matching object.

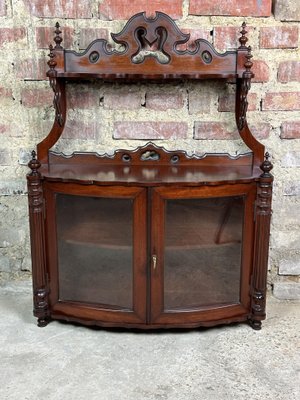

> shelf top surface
[40,163,261,186]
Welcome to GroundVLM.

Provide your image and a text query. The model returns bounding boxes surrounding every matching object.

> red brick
[0,0,7,17]
[263,92,300,111]
[99,0,183,20]
[194,122,239,140]
[0,124,9,134]
[68,87,100,109]
[252,60,270,83]
[79,28,109,50]
[188,90,212,114]
[63,119,98,140]
[274,0,300,22]
[21,88,53,107]
[23,0,92,18]
[250,123,271,139]
[146,91,184,111]
[113,122,188,139]
[36,26,74,49]
[260,26,299,49]
[281,122,300,139]
[218,93,257,112]
[214,27,239,51]
[15,58,47,80]
[190,0,272,16]
[177,29,211,51]
[104,89,143,110]
[0,28,26,48]
[278,61,300,83]
[0,87,13,98]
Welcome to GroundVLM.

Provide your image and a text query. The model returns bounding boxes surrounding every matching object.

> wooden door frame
[150,183,256,325]
[44,181,148,325]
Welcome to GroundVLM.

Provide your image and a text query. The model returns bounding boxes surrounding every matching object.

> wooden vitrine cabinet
[27,12,273,330]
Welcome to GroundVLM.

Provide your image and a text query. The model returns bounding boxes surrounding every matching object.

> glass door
[150,185,256,325]
[45,182,147,324]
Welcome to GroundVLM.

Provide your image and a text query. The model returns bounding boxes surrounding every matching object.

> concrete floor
[0,280,299,400]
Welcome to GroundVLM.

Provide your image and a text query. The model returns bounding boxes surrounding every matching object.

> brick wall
[0,0,299,299]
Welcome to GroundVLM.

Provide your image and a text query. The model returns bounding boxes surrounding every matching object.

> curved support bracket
[37,32,66,165]
[236,44,265,166]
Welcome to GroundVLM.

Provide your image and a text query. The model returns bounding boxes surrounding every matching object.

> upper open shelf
[49,11,250,81]
[35,11,266,169]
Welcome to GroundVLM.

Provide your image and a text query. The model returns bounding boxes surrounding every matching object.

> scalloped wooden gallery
[27,12,273,330]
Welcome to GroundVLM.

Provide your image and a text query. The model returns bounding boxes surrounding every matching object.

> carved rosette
[27,151,50,327]
[47,28,64,126]
[249,153,273,330]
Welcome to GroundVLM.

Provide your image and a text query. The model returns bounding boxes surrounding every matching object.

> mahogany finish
[27,12,273,330]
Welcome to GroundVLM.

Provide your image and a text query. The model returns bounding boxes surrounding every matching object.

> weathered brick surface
[146,91,184,111]
[279,260,300,275]
[113,122,188,139]
[79,28,109,50]
[99,0,183,20]
[23,0,92,19]
[177,28,211,51]
[0,87,13,98]
[281,152,300,167]
[104,89,143,110]
[274,0,300,22]
[15,58,47,80]
[218,93,257,112]
[252,61,270,83]
[281,122,300,139]
[0,28,26,48]
[284,181,300,196]
[188,90,212,114]
[0,0,6,17]
[0,150,12,166]
[194,122,238,140]
[0,124,10,134]
[21,88,53,108]
[36,26,74,49]
[68,87,100,109]
[260,26,299,48]
[190,0,272,16]
[63,119,98,140]
[278,61,300,83]
[273,282,300,300]
[250,123,271,140]
[214,27,240,51]
[262,92,300,111]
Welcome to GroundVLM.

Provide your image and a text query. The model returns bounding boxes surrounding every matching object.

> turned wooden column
[249,153,273,330]
[27,151,50,327]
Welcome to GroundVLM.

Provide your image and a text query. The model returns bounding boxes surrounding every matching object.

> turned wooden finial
[260,152,273,177]
[239,21,248,49]
[245,46,253,70]
[47,44,57,76]
[28,150,41,175]
[54,22,63,49]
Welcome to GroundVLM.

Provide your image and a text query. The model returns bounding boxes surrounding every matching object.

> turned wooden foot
[248,319,262,330]
[37,317,50,327]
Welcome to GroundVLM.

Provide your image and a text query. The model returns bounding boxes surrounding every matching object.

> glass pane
[164,196,244,310]
[56,194,133,309]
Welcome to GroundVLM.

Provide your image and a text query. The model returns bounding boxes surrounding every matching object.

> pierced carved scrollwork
[47,43,64,126]
[238,45,254,130]
[132,26,170,64]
